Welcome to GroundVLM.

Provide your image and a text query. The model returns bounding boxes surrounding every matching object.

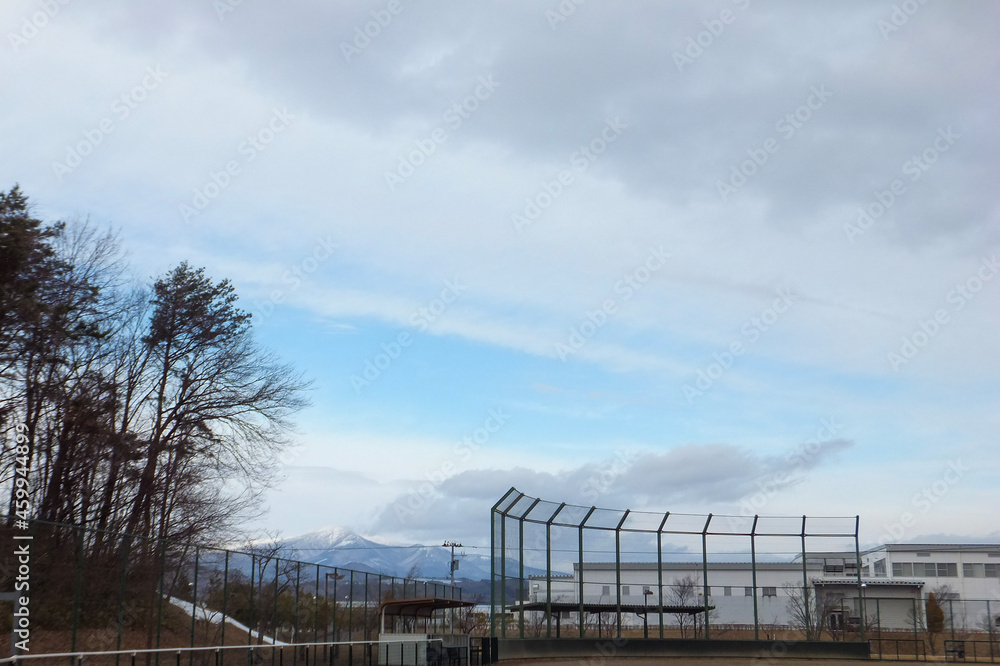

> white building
[523,545,1000,632]
[861,544,1000,600]
[529,558,858,628]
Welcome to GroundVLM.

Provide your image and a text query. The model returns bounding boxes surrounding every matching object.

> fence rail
[0,518,464,658]
[0,638,499,666]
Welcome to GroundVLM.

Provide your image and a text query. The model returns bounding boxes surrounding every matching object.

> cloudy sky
[3,0,998,554]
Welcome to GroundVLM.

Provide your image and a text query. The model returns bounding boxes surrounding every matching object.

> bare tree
[783,583,839,639]
[667,575,698,637]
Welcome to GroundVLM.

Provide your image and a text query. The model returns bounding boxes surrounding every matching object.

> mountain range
[277,527,553,581]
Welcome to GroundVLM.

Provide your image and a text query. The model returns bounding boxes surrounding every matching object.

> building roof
[508,601,712,616]
[812,578,925,587]
[377,597,476,619]
[863,544,1000,555]
[567,561,822,573]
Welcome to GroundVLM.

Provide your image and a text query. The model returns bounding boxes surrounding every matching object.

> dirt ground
[500,657,916,666]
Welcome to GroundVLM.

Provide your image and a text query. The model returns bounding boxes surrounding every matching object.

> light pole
[643,589,653,638]
[860,582,868,639]
[325,571,344,647]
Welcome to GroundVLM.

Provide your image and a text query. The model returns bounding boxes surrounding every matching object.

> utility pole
[443,541,463,586]
[443,541,463,633]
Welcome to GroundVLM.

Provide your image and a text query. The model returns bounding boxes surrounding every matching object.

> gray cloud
[369,437,854,543]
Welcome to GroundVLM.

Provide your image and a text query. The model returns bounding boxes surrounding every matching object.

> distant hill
[277,527,555,581]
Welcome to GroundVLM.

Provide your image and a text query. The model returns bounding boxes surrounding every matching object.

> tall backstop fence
[489,487,864,643]
[488,488,1000,661]
[0,517,462,660]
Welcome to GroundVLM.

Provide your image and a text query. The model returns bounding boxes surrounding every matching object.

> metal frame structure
[489,487,863,642]
[0,516,462,659]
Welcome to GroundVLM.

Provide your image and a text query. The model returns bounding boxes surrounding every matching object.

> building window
[745,587,753,596]
[937,563,958,577]
[622,586,630,596]
[874,558,887,576]
[601,585,610,596]
[762,587,777,597]
[893,562,914,577]
[963,563,994,578]
[724,586,732,596]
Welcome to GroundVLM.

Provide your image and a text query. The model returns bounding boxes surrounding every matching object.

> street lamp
[643,589,654,638]
[860,582,868,638]
[325,571,345,646]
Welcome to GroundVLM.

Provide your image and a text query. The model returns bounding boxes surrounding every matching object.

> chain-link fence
[0,518,462,661]
[864,595,999,661]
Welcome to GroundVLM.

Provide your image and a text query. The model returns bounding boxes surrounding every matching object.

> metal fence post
[987,599,995,662]
[750,516,759,642]
[701,514,712,640]
[116,535,133,666]
[314,565,321,666]
[156,538,168,665]
[876,598,882,658]
[614,511,629,639]
[294,562,301,666]
[221,550,230,647]
[248,555,256,648]
[544,504,568,638]
[949,598,956,645]
[363,572,370,642]
[657,511,669,639]
[499,513,506,638]
[273,558,280,658]
[855,517,865,643]
[190,546,200,663]
[71,524,84,655]
[800,516,810,641]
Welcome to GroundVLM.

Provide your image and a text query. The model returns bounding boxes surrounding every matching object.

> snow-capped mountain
[277,527,549,580]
